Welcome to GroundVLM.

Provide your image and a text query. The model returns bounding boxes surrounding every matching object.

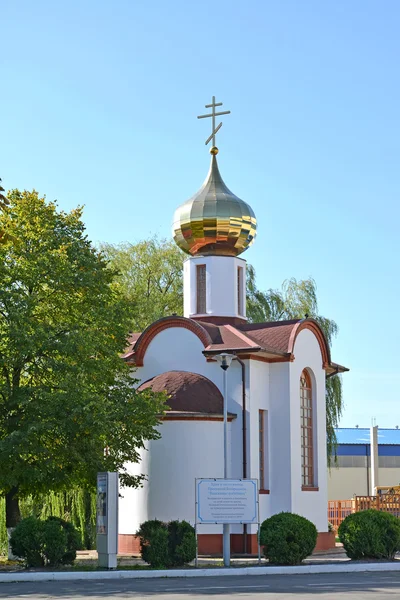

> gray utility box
[96,472,119,569]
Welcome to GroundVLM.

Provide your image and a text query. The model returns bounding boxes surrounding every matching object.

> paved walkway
[2,571,400,599]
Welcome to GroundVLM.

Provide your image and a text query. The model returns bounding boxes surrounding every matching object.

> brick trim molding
[118,531,335,556]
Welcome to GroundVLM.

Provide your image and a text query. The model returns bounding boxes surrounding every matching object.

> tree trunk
[6,487,21,560]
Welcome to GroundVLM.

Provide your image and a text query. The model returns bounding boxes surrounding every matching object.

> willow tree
[0,191,166,553]
[100,237,184,331]
[247,266,343,460]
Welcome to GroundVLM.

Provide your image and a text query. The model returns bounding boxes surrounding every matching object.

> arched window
[300,370,314,488]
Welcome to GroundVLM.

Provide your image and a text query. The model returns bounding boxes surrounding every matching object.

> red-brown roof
[137,370,236,416]
[124,315,348,375]
[237,320,301,354]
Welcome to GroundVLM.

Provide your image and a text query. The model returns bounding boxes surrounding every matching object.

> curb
[2,561,400,583]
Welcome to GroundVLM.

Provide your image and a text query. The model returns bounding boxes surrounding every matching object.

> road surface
[1,571,400,599]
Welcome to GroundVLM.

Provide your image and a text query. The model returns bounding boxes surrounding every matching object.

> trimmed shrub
[167,520,196,566]
[137,520,170,568]
[45,517,79,565]
[137,519,196,568]
[9,517,45,567]
[338,509,400,560]
[260,512,317,565]
[42,519,68,567]
[9,516,79,567]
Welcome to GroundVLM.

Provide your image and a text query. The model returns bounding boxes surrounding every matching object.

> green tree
[247,265,343,460]
[99,238,184,331]
[0,191,166,541]
[0,179,10,244]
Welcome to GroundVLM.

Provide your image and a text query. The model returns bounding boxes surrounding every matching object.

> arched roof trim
[132,316,212,367]
[288,318,331,367]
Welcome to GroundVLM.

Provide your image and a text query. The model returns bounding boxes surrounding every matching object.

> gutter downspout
[235,356,248,554]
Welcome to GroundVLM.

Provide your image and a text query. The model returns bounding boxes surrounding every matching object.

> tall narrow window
[259,409,269,490]
[196,264,206,314]
[237,267,244,316]
[300,370,314,488]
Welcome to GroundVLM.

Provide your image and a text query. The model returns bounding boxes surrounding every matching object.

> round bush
[9,515,79,567]
[338,509,400,560]
[260,512,317,565]
[10,517,45,567]
[137,519,196,568]
[137,520,170,568]
[167,520,196,566]
[42,519,68,567]
[44,517,80,566]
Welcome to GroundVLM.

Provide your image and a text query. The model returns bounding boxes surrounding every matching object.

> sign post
[195,478,259,567]
[96,472,119,569]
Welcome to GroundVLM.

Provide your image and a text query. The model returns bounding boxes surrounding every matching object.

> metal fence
[328,495,400,530]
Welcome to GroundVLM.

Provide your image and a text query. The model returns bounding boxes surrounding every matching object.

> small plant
[9,517,45,567]
[45,517,80,565]
[328,521,335,533]
[42,519,68,567]
[338,509,400,560]
[9,516,79,567]
[137,520,170,568]
[167,520,196,566]
[260,512,317,565]
[137,519,196,568]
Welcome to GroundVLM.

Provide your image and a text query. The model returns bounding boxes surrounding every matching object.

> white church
[118,99,348,555]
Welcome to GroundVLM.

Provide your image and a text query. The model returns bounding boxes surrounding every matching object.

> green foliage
[247,266,343,461]
[42,519,68,567]
[0,498,6,556]
[45,517,79,565]
[338,509,400,560]
[0,191,166,525]
[260,512,317,565]
[137,520,170,568]
[10,515,79,566]
[35,490,96,550]
[10,517,45,567]
[100,237,185,331]
[167,520,196,566]
[137,519,196,568]
[0,178,10,245]
[1,491,95,557]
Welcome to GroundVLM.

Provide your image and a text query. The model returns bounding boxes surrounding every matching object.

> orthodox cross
[197,96,231,146]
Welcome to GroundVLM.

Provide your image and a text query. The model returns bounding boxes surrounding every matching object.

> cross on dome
[173,98,256,257]
[197,96,231,151]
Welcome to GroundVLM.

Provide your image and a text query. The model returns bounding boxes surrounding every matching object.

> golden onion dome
[172,150,257,257]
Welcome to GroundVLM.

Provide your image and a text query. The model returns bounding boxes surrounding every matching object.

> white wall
[122,325,245,535]
[268,362,292,517]
[183,255,247,319]
[119,420,230,535]
[246,359,271,535]
[121,322,329,539]
[289,329,328,532]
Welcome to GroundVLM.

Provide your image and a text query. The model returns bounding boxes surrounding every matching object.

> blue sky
[2,0,399,428]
